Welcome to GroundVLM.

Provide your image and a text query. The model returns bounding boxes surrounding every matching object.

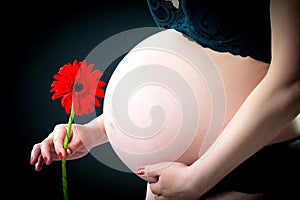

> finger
[142,162,173,177]
[146,182,157,200]
[146,182,165,200]
[148,176,159,183]
[65,124,80,156]
[137,167,158,183]
[40,137,54,165]
[30,143,41,165]
[150,182,162,197]
[155,195,165,200]
[52,124,68,159]
[66,148,73,155]
[34,154,45,171]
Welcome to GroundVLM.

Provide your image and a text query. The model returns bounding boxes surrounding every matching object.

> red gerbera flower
[50,60,106,116]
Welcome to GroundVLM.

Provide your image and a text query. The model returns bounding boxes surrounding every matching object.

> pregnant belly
[103,29,269,174]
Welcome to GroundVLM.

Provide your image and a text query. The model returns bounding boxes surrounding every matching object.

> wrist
[87,115,109,147]
[188,158,221,196]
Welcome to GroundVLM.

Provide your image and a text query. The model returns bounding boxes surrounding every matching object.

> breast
[102,29,268,174]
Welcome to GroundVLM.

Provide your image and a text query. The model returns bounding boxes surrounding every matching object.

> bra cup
[147,0,271,63]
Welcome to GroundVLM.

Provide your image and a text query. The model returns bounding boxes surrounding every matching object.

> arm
[190,0,300,194]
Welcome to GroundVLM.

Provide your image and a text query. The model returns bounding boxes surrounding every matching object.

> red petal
[95,89,105,98]
[61,94,72,114]
[94,98,100,107]
[50,60,107,115]
[97,80,107,87]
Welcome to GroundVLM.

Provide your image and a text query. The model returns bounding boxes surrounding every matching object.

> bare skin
[141,0,300,199]
[143,45,300,200]
[30,44,299,200]
[204,47,299,146]
[30,1,300,199]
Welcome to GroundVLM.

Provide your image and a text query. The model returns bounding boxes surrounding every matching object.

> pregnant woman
[30,0,300,199]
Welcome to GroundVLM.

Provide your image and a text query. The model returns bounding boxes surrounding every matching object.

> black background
[9,1,157,199]
[7,1,300,200]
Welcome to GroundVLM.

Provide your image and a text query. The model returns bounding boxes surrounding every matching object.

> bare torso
[204,48,300,145]
[103,29,300,171]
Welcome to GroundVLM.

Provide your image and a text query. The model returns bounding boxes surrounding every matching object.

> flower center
[73,82,84,92]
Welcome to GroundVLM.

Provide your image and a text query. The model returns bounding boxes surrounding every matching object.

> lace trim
[146,0,271,63]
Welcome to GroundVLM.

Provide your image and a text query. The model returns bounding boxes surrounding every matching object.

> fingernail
[67,148,72,155]
[137,167,145,175]
[43,156,48,163]
[58,152,63,159]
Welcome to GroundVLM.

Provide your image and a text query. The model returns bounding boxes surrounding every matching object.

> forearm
[190,0,300,195]
[190,74,299,195]
[86,114,109,148]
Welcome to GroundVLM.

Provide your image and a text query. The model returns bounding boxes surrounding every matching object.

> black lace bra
[146,0,271,63]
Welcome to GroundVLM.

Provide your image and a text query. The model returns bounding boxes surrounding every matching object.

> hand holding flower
[30,117,108,171]
[30,60,106,200]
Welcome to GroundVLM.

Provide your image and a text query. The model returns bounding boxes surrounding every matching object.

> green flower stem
[62,104,75,200]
